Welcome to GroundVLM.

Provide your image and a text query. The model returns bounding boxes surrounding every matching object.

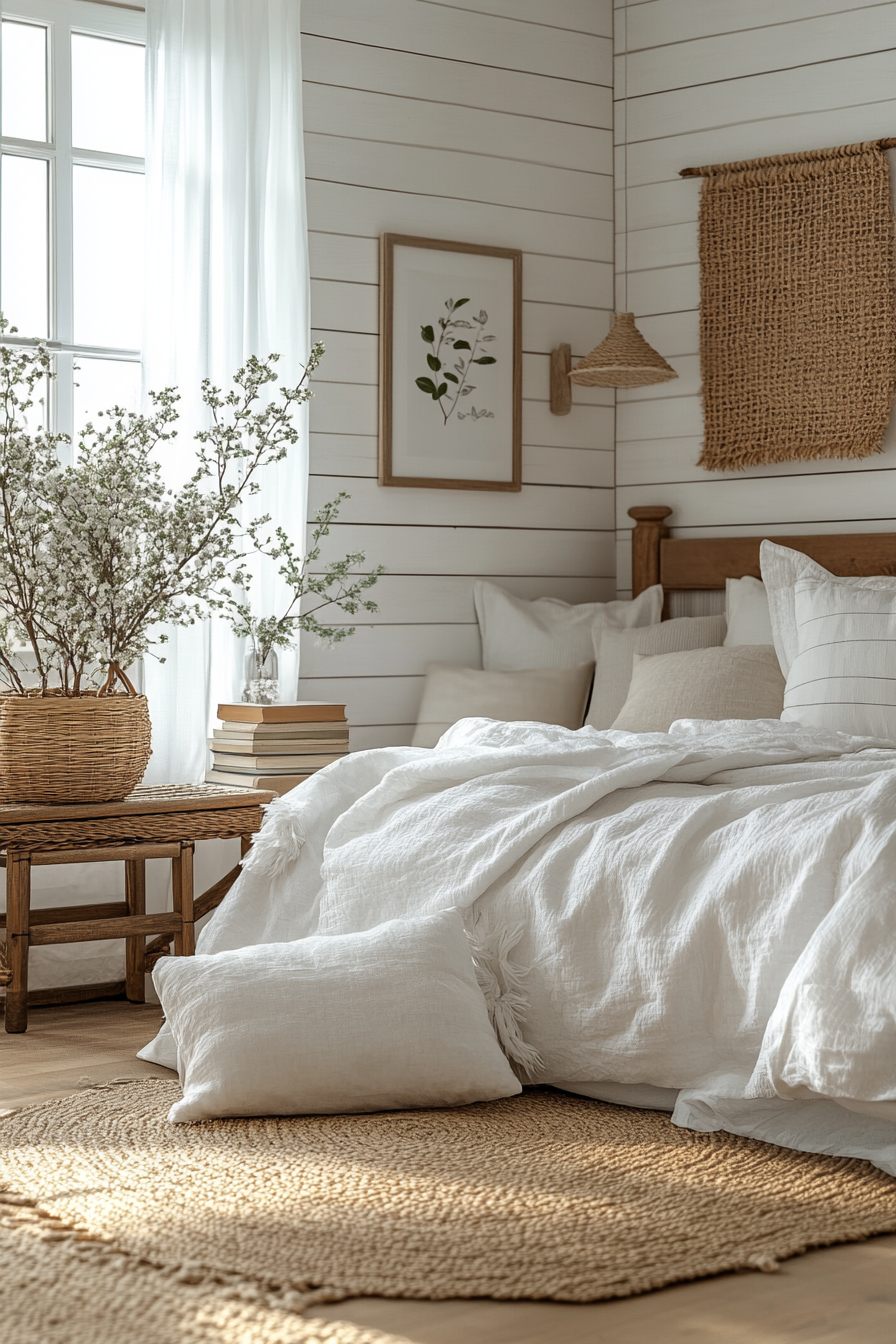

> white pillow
[154,908,521,1123]
[411,661,594,748]
[724,576,774,646]
[779,579,896,739]
[474,580,662,671]
[761,540,896,681]
[585,615,727,729]
[611,646,785,734]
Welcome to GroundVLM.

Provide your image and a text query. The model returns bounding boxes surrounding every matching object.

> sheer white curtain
[142,0,310,784]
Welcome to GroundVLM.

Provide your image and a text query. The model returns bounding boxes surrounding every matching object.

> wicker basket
[0,691,152,804]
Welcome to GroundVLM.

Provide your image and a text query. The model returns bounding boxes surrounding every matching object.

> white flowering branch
[0,320,331,695]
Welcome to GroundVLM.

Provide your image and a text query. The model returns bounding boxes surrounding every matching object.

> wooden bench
[0,783,273,1033]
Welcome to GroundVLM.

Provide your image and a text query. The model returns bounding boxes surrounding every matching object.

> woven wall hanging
[681,139,896,471]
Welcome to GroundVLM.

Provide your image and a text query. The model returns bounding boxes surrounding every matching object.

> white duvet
[141,718,896,1175]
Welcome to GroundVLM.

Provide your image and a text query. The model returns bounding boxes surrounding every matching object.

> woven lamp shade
[569,312,678,388]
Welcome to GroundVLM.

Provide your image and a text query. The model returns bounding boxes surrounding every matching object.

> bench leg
[5,851,31,1033]
[125,858,146,1002]
[172,842,195,957]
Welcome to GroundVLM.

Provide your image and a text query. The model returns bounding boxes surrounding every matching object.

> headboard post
[628,507,672,595]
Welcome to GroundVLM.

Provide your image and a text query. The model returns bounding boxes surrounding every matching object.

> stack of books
[205,701,349,794]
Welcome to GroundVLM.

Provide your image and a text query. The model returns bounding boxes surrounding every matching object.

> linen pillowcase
[610,646,785,734]
[155,908,521,1123]
[760,541,838,674]
[779,580,896,739]
[411,661,594,748]
[474,580,662,671]
[585,614,727,730]
[724,576,774,646]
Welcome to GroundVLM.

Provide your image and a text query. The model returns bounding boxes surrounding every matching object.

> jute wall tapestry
[681,139,896,471]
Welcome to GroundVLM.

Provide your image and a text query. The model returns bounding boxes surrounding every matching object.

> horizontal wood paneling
[301,1,614,732]
[302,0,613,84]
[310,573,616,626]
[308,476,612,531]
[615,0,896,593]
[302,34,612,127]
[627,99,896,190]
[626,51,896,144]
[310,435,615,489]
[625,0,886,49]
[626,6,895,97]
[449,0,613,38]
[309,240,615,313]
[305,179,614,261]
[314,525,616,578]
[304,83,612,175]
[305,133,612,219]
[300,623,483,679]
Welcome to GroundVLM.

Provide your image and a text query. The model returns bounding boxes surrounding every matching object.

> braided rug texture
[0,1220,408,1344]
[684,140,896,471]
[2,1079,896,1318]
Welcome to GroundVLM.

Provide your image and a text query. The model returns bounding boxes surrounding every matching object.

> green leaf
[426,354,442,372]
[473,356,497,365]
[453,298,470,308]
[420,325,435,343]
[452,340,471,351]
[416,376,437,394]
[443,371,459,383]
[435,382,448,398]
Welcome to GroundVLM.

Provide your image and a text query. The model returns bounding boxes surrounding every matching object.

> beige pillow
[412,662,594,748]
[611,646,785,734]
[585,615,727,729]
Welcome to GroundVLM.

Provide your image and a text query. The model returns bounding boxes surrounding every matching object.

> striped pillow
[781,578,896,740]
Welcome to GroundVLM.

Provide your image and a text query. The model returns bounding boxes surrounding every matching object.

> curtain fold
[142,0,310,784]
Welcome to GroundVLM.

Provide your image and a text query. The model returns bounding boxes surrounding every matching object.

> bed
[141,508,896,1178]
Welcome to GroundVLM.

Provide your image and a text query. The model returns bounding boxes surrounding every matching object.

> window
[0,0,145,448]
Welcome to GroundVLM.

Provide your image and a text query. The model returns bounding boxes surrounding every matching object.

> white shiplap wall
[613,0,896,595]
[298,0,615,747]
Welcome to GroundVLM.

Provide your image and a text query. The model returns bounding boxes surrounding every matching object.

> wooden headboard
[629,506,896,598]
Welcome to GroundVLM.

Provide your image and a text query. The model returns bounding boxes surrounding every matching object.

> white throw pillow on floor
[474,580,662,671]
[154,908,521,1122]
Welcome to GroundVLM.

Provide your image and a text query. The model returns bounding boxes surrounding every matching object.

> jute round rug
[0,1218,409,1344]
[1,1078,895,1328]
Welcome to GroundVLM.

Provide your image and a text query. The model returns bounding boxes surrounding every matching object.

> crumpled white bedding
[141,718,896,1175]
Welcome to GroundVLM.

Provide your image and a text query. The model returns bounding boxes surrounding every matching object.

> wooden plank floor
[1,1000,894,1343]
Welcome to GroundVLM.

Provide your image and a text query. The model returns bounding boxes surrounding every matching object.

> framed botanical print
[379,234,522,491]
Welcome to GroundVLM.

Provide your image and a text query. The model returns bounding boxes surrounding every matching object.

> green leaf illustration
[420,325,434,343]
[443,371,459,383]
[435,382,448,398]
[454,298,470,308]
[452,340,471,351]
[426,354,442,371]
[473,356,496,365]
[416,376,437,394]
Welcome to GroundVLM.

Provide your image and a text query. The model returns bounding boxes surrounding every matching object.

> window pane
[1,21,47,143]
[73,357,140,432]
[71,34,144,157]
[72,165,144,348]
[0,154,48,338]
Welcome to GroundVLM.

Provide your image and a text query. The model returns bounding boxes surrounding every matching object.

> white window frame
[0,0,145,443]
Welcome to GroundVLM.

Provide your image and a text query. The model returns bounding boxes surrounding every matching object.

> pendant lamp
[570,2,677,391]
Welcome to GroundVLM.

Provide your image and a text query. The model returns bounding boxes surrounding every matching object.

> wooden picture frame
[379,233,522,491]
